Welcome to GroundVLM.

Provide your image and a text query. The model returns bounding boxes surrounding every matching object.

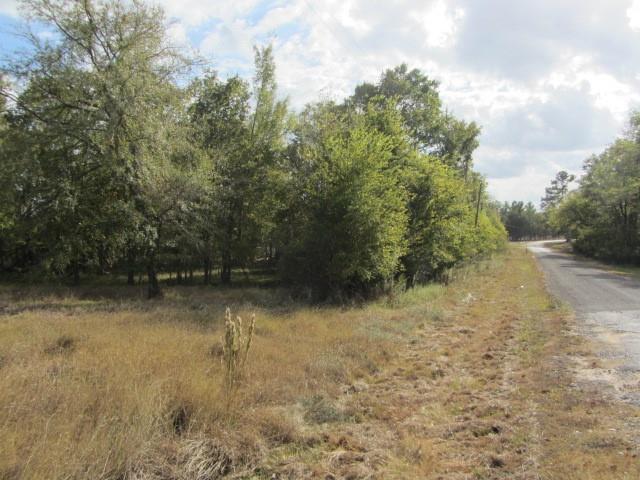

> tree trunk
[126,249,136,286]
[221,262,231,284]
[147,246,162,298]
[147,264,161,299]
[203,257,210,284]
[72,261,80,285]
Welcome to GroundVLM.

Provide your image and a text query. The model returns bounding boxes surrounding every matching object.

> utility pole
[474,182,483,227]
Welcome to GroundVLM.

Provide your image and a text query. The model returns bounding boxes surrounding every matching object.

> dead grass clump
[256,410,301,445]
[304,353,348,384]
[44,334,75,355]
[170,404,193,435]
[178,437,234,480]
[207,344,224,358]
[396,437,437,473]
[222,308,255,392]
[125,445,176,480]
[302,395,347,424]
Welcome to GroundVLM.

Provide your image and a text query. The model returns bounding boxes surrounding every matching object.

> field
[1,246,638,479]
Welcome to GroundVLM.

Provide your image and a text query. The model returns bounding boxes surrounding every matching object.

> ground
[0,245,638,479]
[530,240,640,406]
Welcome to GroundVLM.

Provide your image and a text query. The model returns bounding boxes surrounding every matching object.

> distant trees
[552,116,640,263]
[0,0,507,298]
[499,201,551,241]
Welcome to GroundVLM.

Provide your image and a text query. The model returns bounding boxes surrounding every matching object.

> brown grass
[0,278,429,479]
[0,247,638,479]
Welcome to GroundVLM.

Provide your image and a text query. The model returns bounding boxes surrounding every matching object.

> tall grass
[222,307,255,394]
[0,285,405,479]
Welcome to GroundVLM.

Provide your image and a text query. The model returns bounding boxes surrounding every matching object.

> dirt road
[529,240,640,403]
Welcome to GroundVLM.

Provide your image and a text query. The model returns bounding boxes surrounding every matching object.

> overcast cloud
[1,0,639,205]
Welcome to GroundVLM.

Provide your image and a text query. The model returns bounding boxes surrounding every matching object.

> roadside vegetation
[499,201,553,241]
[1,1,637,479]
[2,245,639,479]
[549,114,640,265]
[0,0,505,301]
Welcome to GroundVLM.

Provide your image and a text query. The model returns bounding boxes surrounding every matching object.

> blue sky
[2,0,640,205]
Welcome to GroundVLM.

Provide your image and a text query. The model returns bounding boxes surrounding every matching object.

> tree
[500,201,550,241]
[279,105,408,298]
[401,155,475,286]
[191,46,287,284]
[350,64,481,176]
[0,0,191,291]
[541,171,575,210]
[552,113,640,263]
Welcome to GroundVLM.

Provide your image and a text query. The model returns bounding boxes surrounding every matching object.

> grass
[0,273,434,479]
[0,248,638,479]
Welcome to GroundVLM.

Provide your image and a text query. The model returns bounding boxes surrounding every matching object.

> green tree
[500,201,550,241]
[552,113,640,263]
[280,105,408,298]
[401,155,475,286]
[191,46,287,284]
[1,0,191,289]
[541,170,575,210]
[350,64,481,176]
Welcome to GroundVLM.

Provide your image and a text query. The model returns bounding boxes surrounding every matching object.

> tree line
[0,0,506,299]
[498,201,553,241]
[550,114,640,264]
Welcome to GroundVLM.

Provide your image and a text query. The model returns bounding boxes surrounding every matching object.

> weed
[222,307,256,394]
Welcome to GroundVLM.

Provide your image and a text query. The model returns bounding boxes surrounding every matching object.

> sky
[1,0,640,205]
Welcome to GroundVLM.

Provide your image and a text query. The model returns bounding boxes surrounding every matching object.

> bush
[280,112,408,299]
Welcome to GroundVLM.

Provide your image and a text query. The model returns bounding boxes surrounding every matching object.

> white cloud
[170,0,640,202]
[3,0,639,203]
[628,0,640,30]
[0,0,19,17]
[157,0,262,27]
[410,0,465,48]
[487,167,554,204]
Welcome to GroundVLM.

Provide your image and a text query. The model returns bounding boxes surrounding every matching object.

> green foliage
[190,46,287,284]
[402,155,474,284]
[280,107,408,297]
[350,64,481,175]
[553,122,640,263]
[500,201,551,241]
[0,0,508,298]
[541,171,575,210]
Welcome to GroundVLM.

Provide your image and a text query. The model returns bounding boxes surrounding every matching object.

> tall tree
[553,113,640,263]
[1,0,191,290]
[350,64,481,176]
[191,46,286,284]
[541,170,575,210]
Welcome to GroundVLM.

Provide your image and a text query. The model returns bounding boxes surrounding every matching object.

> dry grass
[1,248,638,479]
[0,279,427,479]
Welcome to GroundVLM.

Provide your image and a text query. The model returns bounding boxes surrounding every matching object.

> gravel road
[528,240,640,403]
